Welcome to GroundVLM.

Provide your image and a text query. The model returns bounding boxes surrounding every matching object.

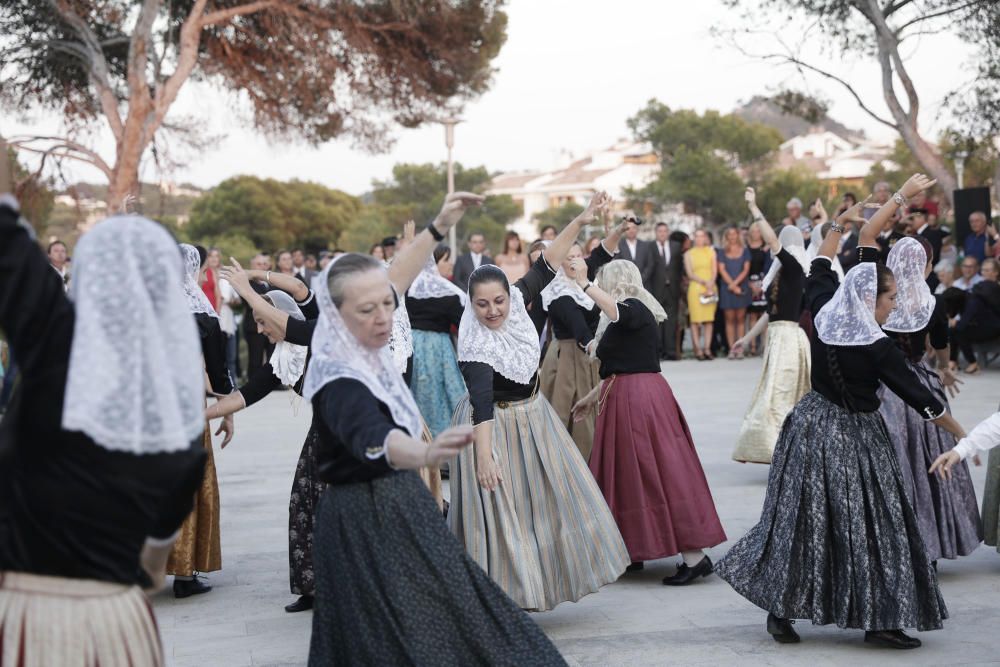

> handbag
[699,292,719,305]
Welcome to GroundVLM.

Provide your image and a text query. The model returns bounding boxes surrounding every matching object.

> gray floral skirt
[715,391,948,632]
[288,423,326,596]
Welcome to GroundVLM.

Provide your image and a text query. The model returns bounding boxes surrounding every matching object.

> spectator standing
[782,198,812,243]
[217,273,242,382]
[617,214,655,292]
[583,236,602,258]
[909,210,951,266]
[539,225,558,241]
[983,258,999,283]
[201,247,222,311]
[292,248,317,284]
[934,260,957,295]
[954,256,985,291]
[964,211,997,264]
[718,227,752,359]
[369,243,385,261]
[494,231,531,283]
[685,229,718,360]
[275,249,295,276]
[451,232,495,290]
[381,236,398,261]
[651,222,683,360]
[48,240,69,290]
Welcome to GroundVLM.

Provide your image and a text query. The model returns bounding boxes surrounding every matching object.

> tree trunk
[897,124,958,208]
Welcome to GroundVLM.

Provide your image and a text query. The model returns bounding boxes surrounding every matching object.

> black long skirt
[288,424,327,596]
[308,470,566,666]
[715,391,948,632]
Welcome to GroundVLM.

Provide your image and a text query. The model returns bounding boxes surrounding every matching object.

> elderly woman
[572,259,726,583]
[0,203,207,665]
[449,192,629,612]
[303,193,566,666]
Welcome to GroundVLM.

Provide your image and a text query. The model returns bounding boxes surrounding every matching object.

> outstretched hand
[578,191,611,225]
[938,368,964,398]
[216,414,235,448]
[425,425,474,467]
[899,173,938,200]
[571,391,598,423]
[836,195,870,227]
[434,192,485,232]
[745,187,759,211]
[929,449,961,480]
[220,258,252,297]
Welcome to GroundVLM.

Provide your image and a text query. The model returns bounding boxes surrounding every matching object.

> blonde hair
[591,259,667,357]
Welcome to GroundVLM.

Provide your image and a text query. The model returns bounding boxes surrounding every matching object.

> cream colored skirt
[731,321,811,464]
[0,572,163,667]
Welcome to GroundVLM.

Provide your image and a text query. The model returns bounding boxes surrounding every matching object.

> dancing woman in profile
[449,192,629,612]
[304,193,566,666]
[730,188,811,464]
[716,181,966,650]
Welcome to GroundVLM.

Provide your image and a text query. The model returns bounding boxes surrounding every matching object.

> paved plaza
[154,359,1000,666]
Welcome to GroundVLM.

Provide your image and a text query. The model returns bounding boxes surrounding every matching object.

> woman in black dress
[745,223,770,355]
[0,205,207,665]
[716,179,966,650]
[304,193,566,666]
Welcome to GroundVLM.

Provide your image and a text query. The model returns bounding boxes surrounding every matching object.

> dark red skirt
[590,372,727,561]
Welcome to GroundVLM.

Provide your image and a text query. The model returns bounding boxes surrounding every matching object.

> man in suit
[617,214,655,292]
[650,222,683,360]
[452,232,495,291]
[291,248,317,286]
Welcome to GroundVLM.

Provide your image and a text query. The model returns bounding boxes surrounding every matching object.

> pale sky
[4,0,975,195]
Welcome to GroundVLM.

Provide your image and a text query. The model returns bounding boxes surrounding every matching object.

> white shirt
[217,279,238,335]
[471,252,483,269]
[626,239,639,259]
[954,412,1000,461]
[954,274,985,291]
[656,240,671,265]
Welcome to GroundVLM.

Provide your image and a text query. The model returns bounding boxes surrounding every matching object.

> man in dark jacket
[650,222,683,359]
[451,232,495,291]
[617,214,655,292]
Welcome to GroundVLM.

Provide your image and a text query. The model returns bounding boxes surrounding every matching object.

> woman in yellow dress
[685,229,718,360]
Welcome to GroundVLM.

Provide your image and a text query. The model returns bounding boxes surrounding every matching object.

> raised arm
[256,268,309,301]
[543,191,611,269]
[859,174,937,248]
[570,256,618,324]
[816,197,869,259]
[220,259,290,336]
[745,188,780,254]
[388,193,484,294]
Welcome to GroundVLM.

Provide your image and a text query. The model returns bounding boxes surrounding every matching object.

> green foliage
[753,167,825,225]
[865,137,997,195]
[340,163,521,254]
[187,176,360,254]
[532,202,584,237]
[627,100,784,225]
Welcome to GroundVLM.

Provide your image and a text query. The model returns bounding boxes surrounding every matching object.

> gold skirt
[419,420,444,510]
[731,321,811,464]
[539,338,601,461]
[166,423,221,576]
[0,572,163,667]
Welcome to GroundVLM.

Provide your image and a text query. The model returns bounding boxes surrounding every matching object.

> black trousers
[657,287,680,359]
[951,324,1000,365]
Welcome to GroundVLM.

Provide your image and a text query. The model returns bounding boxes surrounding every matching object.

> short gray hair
[786,197,803,209]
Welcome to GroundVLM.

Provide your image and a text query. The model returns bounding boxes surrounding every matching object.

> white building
[777,128,896,196]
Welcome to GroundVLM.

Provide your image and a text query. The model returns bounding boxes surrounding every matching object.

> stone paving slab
[154,359,1000,666]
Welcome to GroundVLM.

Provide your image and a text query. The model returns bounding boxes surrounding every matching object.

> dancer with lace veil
[730,188,812,464]
[448,192,629,612]
[167,243,237,598]
[0,202,207,666]
[571,259,726,584]
[303,193,566,666]
[716,181,966,650]
[538,211,627,460]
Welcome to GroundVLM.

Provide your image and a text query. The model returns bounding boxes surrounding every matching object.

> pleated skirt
[984,447,1000,553]
[715,391,948,632]
[288,423,327,596]
[449,393,629,612]
[591,373,726,561]
[308,472,566,666]
[731,321,811,464]
[166,423,221,576]
[877,360,982,561]
[411,329,467,438]
[0,572,163,667]
[539,338,602,461]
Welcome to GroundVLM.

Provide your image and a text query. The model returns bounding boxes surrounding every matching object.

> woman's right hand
[899,173,938,199]
[476,451,503,491]
[729,338,746,359]
[571,391,598,423]
[426,425,474,467]
[744,187,758,212]
[220,258,253,297]
[836,195,870,227]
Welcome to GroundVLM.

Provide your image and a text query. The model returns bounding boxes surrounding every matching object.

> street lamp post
[443,118,460,255]
[955,150,969,190]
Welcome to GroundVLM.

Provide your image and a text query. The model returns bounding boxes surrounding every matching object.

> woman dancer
[495,230,531,283]
[685,229,718,360]
[0,206,207,666]
[167,244,236,598]
[745,223,770,355]
[304,196,566,666]
[730,189,812,464]
[449,192,629,612]
[539,217,625,460]
[406,244,468,438]
[571,260,726,582]
[716,180,965,650]
[719,227,752,359]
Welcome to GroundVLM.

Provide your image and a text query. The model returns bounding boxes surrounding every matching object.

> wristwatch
[892,192,907,206]
[829,222,845,234]
[582,281,594,292]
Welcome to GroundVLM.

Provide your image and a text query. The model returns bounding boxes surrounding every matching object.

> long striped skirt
[410,330,467,438]
[449,393,629,611]
[731,321,810,464]
[0,572,163,667]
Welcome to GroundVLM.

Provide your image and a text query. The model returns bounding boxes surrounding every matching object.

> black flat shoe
[173,576,212,599]
[864,630,921,649]
[626,561,644,572]
[284,595,314,613]
[662,556,713,585]
[766,613,800,643]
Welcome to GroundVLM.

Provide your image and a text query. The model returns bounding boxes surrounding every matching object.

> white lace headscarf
[591,260,667,357]
[180,243,218,318]
[264,290,309,386]
[457,265,540,385]
[408,254,468,306]
[814,262,888,346]
[762,225,811,292]
[303,255,422,438]
[806,223,845,281]
[540,268,594,311]
[884,237,935,333]
[62,216,205,454]
[380,258,415,374]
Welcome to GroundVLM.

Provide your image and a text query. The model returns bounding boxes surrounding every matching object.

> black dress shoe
[864,630,921,649]
[662,556,713,585]
[173,576,212,599]
[626,561,644,572]
[284,595,314,613]
[766,613,800,643]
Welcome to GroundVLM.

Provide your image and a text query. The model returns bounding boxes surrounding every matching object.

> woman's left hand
[938,368,964,398]
[929,449,962,480]
[216,414,235,448]
[571,392,597,422]
[220,258,253,297]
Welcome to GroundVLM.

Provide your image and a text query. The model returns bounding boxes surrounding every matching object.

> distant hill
[734,96,865,143]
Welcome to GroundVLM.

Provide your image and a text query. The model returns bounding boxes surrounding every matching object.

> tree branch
[8,136,114,179]
[199,0,279,27]
[865,0,918,124]
[892,0,982,34]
